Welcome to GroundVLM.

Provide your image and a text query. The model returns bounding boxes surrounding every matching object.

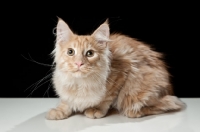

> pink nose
[75,62,84,67]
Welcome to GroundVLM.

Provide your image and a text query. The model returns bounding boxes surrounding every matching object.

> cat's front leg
[84,108,106,119]
[84,101,111,119]
[45,100,72,120]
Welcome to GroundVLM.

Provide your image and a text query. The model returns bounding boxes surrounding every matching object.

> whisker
[21,52,55,97]
[52,27,57,36]
[43,81,53,98]
[21,53,54,67]
[33,74,52,90]
[24,72,53,92]
[27,79,51,97]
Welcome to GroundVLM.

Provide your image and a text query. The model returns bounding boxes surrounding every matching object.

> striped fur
[46,18,185,120]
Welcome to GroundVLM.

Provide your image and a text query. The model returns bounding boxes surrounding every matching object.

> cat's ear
[56,17,74,43]
[92,19,110,48]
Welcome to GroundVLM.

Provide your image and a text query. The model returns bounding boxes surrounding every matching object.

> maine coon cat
[46,18,185,120]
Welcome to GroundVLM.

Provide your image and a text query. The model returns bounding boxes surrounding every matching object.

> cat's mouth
[75,69,82,72]
[74,68,82,72]
[72,70,88,78]
[71,67,90,78]
[74,66,87,73]
[73,68,85,74]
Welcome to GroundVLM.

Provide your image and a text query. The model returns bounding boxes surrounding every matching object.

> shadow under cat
[7,108,192,132]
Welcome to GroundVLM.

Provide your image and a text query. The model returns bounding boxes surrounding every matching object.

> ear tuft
[92,21,110,46]
[56,18,74,43]
[103,18,109,25]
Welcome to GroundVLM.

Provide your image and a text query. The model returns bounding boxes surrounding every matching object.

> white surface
[0,98,199,132]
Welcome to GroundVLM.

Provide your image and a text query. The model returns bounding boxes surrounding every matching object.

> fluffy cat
[46,18,185,120]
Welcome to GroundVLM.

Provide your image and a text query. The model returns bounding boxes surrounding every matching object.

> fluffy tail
[157,95,185,110]
[142,95,186,116]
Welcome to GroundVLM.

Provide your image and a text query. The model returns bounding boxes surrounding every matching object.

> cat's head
[52,18,111,78]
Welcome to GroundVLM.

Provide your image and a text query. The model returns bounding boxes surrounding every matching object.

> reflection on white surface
[45,110,190,132]
[7,109,190,132]
[1,98,200,132]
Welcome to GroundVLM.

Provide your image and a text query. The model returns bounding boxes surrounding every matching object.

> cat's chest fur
[54,70,106,112]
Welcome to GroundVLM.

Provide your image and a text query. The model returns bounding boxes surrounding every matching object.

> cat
[45,18,185,120]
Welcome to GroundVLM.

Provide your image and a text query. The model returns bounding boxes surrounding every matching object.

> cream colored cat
[46,18,185,120]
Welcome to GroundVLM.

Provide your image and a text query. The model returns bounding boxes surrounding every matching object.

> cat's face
[57,36,107,78]
[53,18,110,78]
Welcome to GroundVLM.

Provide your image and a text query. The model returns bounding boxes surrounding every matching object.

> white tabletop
[0,98,199,132]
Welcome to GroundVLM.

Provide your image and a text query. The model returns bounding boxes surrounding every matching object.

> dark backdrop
[2,2,199,98]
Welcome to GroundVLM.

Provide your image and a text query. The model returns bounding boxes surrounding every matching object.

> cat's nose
[75,62,84,67]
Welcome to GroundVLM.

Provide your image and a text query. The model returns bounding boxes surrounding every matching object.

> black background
[2,2,199,98]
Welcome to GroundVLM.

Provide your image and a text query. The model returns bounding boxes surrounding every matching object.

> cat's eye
[67,48,75,56]
[86,50,94,57]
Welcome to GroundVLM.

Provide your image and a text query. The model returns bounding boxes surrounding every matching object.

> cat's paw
[124,110,143,118]
[84,108,106,119]
[45,108,68,120]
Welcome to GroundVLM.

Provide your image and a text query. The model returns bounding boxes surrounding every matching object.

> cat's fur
[46,18,185,120]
